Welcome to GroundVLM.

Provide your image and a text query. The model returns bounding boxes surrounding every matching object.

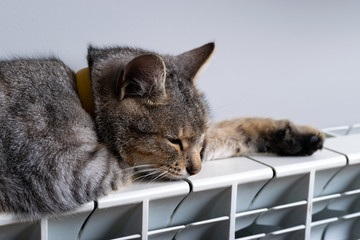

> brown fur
[88,43,214,180]
[203,118,325,161]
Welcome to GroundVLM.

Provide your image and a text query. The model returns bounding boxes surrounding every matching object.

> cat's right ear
[116,54,167,104]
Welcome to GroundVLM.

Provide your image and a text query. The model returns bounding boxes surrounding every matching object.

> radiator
[0,124,359,240]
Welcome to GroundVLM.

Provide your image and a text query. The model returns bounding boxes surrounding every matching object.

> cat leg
[0,124,134,218]
[203,118,325,161]
[74,144,134,199]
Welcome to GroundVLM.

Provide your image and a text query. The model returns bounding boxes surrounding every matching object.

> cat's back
[0,58,93,159]
[0,58,77,100]
[0,58,85,124]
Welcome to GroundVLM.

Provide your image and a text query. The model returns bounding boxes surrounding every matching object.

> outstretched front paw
[267,121,325,156]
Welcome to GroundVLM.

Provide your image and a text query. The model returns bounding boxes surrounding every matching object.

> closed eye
[168,139,183,151]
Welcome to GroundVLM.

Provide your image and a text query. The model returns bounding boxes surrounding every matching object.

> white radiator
[0,124,359,240]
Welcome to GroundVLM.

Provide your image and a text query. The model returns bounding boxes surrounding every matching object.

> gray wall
[1,0,359,128]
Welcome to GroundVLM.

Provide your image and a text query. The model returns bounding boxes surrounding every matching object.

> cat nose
[186,166,200,175]
[185,150,202,175]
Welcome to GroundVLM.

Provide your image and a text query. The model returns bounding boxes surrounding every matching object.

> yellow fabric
[76,68,95,117]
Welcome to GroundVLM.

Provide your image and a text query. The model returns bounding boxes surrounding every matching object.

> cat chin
[165,171,190,180]
[166,175,189,181]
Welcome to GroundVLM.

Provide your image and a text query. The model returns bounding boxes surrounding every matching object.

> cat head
[87,43,214,179]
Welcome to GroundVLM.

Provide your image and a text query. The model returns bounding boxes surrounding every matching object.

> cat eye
[168,138,184,151]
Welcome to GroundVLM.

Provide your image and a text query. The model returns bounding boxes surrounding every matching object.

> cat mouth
[156,167,189,180]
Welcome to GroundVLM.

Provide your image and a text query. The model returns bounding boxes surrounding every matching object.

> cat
[0,42,324,218]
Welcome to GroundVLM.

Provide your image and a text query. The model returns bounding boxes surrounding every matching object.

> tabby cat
[0,43,324,218]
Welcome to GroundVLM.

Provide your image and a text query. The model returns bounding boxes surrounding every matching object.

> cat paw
[267,122,325,156]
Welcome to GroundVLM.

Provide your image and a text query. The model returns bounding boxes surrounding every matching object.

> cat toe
[310,135,319,145]
[271,131,325,156]
[303,133,324,155]
[310,135,322,149]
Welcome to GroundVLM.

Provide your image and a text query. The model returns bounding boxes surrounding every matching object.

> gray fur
[0,43,213,218]
[87,45,210,159]
[0,58,132,218]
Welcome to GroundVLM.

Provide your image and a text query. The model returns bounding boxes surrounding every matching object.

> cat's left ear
[176,42,215,84]
[117,54,167,104]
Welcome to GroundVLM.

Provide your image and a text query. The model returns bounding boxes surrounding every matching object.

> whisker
[127,164,156,170]
[135,168,158,174]
[146,170,169,186]
[113,164,155,176]
[154,170,168,180]
[133,169,159,182]
[157,171,169,180]
[132,164,174,185]
[116,164,155,175]
[133,175,149,183]
[134,164,156,168]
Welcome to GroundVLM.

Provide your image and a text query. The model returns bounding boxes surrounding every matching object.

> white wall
[1,0,359,128]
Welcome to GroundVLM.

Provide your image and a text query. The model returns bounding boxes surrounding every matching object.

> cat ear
[117,54,167,104]
[176,42,215,84]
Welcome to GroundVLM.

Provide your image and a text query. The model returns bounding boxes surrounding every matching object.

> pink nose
[186,166,200,175]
